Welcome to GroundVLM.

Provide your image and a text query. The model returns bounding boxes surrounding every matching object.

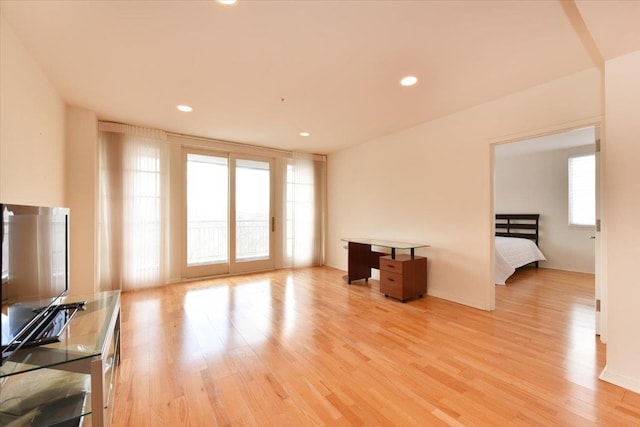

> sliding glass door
[232,157,272,270]
[183,149,273,278]
[184,151,229,277]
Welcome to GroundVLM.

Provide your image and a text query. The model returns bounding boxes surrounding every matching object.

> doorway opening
[492,124,602,336]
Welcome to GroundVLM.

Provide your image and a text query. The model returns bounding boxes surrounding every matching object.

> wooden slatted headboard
[495,214,539,246]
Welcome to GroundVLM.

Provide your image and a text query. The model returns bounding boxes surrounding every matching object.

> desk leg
[348,242,372,283]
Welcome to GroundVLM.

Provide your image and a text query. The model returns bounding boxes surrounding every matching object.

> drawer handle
[387,265,395,268]
[388,278,394,282]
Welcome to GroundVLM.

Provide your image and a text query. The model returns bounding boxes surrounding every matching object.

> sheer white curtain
[290,152,325,268]
[98,122,169,291]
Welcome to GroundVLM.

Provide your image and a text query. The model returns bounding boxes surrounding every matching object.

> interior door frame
[594,125,604,339]
[490,120,604,341]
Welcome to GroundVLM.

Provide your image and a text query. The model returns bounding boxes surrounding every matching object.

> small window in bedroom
[568,153,596,226]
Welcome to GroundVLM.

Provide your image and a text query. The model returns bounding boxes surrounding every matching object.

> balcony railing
[187,219,269,265]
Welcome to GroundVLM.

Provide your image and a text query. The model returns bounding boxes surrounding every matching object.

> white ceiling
[1,1,639,155]
[576,0,640,60]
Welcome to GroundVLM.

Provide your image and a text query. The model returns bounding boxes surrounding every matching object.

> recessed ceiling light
[218,0,237,5]
[400,76,418,86]
[299,131,311,137]
[177,105,193,112]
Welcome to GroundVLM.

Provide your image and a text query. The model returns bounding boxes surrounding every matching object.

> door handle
[589,235,596,239]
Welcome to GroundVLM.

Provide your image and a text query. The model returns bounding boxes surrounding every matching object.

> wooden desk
[341,238,429,284]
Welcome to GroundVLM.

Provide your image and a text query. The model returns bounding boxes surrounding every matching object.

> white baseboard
[599,365,640,394]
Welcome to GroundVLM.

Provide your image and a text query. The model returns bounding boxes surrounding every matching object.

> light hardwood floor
[112,267,640,426]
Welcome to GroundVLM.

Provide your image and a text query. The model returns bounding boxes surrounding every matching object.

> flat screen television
[1,203,70,364]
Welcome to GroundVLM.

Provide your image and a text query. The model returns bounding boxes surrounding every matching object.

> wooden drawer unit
[380,270,403,295]
[379,254,427,302]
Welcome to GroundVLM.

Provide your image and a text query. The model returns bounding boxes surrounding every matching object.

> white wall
[495,145,596,273]
[327,67,602,310]
[600,50,640,394]
[0,15,97,297]
[0,14,66,206]
[65,107,98,295]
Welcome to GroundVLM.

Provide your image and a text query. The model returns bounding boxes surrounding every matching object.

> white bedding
[495,236,546,285]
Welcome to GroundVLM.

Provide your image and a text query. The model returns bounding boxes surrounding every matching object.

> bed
[495,214,546,285]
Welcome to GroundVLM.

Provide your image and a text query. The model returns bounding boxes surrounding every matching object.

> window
[122,141,164,284]
[568,154,595,226]
[285,163,294,261]
[98,124,169,291]
[285,156,324,268]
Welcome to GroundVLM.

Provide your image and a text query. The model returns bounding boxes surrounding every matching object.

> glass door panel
[235,159,270,261]
[230,156,274,273]
[184,152,229,277]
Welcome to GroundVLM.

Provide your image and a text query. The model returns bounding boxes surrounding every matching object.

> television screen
[1,204,69,361]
